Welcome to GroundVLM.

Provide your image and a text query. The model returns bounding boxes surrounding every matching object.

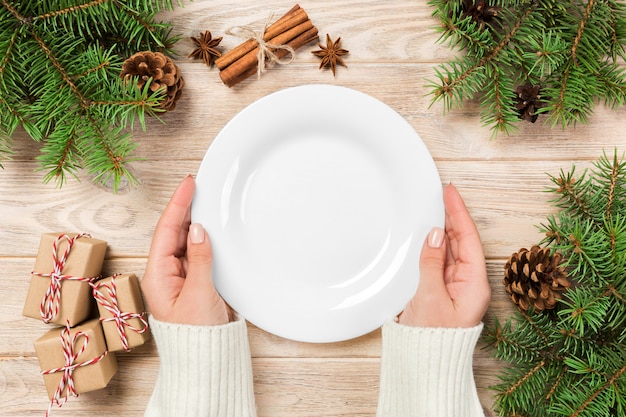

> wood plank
[1,355,500,417]
[0,159,593,258]
[7,63,626,164]
[4,1,624,415]
[2,258,514,356]
[158,0,458,63]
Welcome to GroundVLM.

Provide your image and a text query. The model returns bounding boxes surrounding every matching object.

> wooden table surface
[2,1,624,416]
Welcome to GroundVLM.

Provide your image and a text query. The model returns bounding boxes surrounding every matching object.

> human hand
[141,175,231,326]
[399,184,491,328]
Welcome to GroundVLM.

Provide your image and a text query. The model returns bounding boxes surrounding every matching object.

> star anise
[515,82,545,123]
[463,0,500,29]
[189,31,222,67]
[312,34,349,77]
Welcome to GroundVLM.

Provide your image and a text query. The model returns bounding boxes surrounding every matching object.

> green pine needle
[486,150,626,416]
[0,0,180,189]
[427,0,626,135]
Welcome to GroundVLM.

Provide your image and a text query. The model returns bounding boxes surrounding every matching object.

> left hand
[141,175,231,326]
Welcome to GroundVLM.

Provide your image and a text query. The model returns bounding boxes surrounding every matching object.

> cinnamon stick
[223,27,319,87]
[215,4,306,70]
[219,19,314,87]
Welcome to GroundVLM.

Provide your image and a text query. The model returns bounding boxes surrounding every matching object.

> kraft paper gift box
[92,273,151,352]
[34,319,118,400]
[23,232,107,326]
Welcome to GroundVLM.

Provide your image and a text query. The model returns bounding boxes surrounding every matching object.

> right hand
[399,184,491,328]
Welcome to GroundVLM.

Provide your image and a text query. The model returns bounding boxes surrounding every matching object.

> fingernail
[190,223,205,244]
[428,227,444,248]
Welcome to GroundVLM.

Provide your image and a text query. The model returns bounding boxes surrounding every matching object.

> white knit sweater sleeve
[144,315,257,417]
[376,321,484,417]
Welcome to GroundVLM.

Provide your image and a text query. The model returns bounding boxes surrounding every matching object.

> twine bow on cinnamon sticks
[216,4,319,87]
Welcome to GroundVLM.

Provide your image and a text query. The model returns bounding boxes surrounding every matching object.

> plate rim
[192,84,444,343]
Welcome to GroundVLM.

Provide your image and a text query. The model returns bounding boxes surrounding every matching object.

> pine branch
[36,120,82,186]
[428,0,626,134]
[429,2,538,133]
[570,0,597,67]
[547,166,595,221]
[480,64,519,136]
[34,0,108,20]
[486,151,626,416]
[0,0,181,188]
[503,360,546,397]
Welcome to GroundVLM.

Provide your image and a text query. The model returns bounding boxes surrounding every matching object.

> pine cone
[515,82,544,123]
[463,0,500,28]
[503,246,570,311]
[121,51,184,111]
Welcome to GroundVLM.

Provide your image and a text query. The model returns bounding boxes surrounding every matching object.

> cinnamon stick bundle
[216,4,319,87]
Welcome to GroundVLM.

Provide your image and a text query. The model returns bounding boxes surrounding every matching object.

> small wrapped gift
[35,319,118,414]
[23,233,107,326]
[92,273,150,352]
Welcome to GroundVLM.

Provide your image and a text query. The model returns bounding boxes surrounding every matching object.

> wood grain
[1,0,624,415]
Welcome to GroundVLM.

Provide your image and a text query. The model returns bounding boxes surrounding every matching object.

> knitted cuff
[377,321,484,417]
[144,315,257,417]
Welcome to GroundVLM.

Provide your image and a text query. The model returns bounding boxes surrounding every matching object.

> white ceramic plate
[192,85,443,343]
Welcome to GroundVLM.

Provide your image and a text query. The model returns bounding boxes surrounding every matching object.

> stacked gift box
[23,232,151,415]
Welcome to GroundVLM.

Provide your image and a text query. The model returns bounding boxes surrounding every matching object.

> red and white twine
[41,321,108,417]
[91,274,148,351]
[32,233,100,323]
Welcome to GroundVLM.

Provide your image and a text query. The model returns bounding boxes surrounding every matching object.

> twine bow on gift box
[91,274,149,352]
[41,322,109,417]
[32,233,100,323]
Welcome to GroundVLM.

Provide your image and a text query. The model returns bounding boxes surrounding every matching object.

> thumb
[187,223,213,279]
[181,223,216,294]
[399,227,449,326]
[416,227,448,296]
[176,223,230,325]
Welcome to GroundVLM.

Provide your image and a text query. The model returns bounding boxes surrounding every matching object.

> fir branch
[546,63,597,128]
[503,360,546,396]
[519,308,550,343]
[569,364,626,417]
[606,154,620,218]
[487,151,626,416]
[596,63,626,109]
[593,151,626,219]
[549,167,595,221]
[480,64,519,136]
[545,365,568,400]
[570,0,596,67]
[428,0,626,134]
[34,0,108,20]
[0,0,28,24]
[486,5,534,65]
[483,314,548,363]
[558,287,609,334]
[0,25,17,79]
[75,59,111,79]
[429,55,487,111]
[435,10,494,54]
[29,28,89,110]
[429,2,536,133]
[0,0,181,188]
[524,31,569,78]
[36,120,82,186]
[607,284,626,306]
